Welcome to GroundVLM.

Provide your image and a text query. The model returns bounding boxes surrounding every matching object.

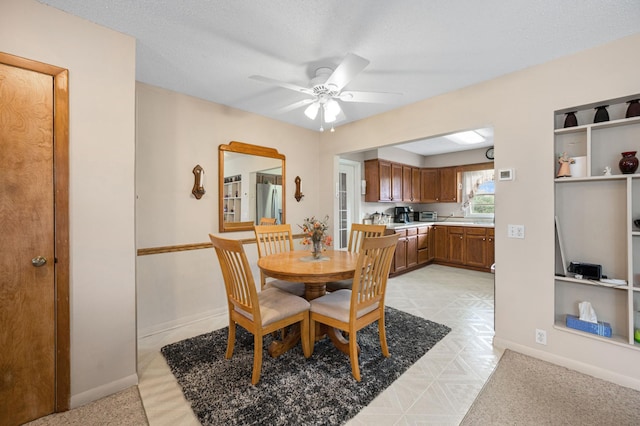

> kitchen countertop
[385,220,494,230]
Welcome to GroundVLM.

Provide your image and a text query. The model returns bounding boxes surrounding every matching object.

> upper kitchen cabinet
[421,166,459,203]
[402,165,422,202]
[365,159,403,202]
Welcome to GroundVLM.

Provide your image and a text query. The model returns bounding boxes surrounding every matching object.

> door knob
[31,256,47,267]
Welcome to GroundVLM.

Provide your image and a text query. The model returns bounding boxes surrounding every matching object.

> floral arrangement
[299,215,332,255]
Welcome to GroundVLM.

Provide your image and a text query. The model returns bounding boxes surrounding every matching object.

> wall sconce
[294,176,304,202]
[192,165,205,199]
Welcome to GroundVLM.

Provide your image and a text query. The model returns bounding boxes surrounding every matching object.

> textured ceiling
[38,0,640,153]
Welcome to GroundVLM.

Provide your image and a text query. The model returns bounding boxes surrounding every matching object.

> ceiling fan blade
[338,90,402,103]
[249,75,314,96]
[275,98,315,114]
[325,53,370,92]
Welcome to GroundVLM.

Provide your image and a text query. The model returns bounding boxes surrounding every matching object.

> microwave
[415,211,437,222]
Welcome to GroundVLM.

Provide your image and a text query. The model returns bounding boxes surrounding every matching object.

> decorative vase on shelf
[594,105,610,123]
[563,111,578,128]
[619,151,639,174]
[626,99,640,118]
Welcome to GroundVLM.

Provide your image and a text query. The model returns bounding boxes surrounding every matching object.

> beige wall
[0,0,137,407]
[135,83,321,335]
[321,33,640,389]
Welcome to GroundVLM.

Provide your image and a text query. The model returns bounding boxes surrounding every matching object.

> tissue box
[566,314,612,337]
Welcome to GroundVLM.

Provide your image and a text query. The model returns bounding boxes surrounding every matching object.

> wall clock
[485,147,494,160]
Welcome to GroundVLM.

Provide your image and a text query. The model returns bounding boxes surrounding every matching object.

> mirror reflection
[219,142,285,232]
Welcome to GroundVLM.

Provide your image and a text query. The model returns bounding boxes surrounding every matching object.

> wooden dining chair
[254,224,305,296]
[209,234,311,385]
[309,233,399,381]
[326,223,387,292]
[259,217,277,225]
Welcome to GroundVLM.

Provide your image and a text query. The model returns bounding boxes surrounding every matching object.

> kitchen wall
[1,0,137,407]
[321,33,640,389]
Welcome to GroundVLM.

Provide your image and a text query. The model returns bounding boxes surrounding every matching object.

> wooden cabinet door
[439,166,459,202]
[402,165,412,202]
[379,160,392,201]
[406,235,418,268]
[447,226,465,264]
[411,167,421,202]
[465,228,488,268]
[391,162,403,202]
[420,168,438,202]
[433,226,448,261]
[487,228,495,268]
[364,160,380,202]
[394,236,407,272]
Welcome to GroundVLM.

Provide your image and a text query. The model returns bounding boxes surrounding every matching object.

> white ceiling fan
[250,53,401,131]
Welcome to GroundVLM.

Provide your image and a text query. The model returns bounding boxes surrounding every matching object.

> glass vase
[312,239,323,259]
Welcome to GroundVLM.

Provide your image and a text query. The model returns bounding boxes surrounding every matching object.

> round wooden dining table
[257,249,359,356]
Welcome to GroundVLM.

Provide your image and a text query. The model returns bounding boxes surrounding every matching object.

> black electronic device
[568,262,602,280]
[394,206,411,223]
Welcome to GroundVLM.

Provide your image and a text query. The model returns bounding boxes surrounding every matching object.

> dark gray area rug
[161,306,450,425]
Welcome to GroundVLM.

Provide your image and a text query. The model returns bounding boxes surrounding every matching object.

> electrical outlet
[535,328,547,345]
[508,224,525,239]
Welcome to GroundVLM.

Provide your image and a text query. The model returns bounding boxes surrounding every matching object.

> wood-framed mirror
[218,141,286,232]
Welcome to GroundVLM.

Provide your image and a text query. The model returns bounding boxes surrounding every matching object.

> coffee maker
[394,206,411,223]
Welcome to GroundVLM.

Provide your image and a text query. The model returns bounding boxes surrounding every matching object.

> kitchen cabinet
[417,226,432,264]
[433,225,448,262]
[447,226,465,264]
[364,159,403,202]
[403,166,421,202]
[465,227,489,268]
[420,167,459,203]
[431,225,494,271]
[554,93,640,348]
[438,166,459,202]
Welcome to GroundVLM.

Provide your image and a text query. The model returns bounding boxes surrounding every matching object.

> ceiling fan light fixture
[324,99,341,118]
[304,102,320,120]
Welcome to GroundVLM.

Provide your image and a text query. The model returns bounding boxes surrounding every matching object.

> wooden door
[487,228,495,268]
[433,226,448,261]
[420,168,438,202]
[447,226,465,264]
[465,228,488,268]
[411,167,421,202]
[378,160,392,201]
[0,53,69,423]
[391,162,403,202]
[402,165,412,201]
[439,166,459,202]
[406,235,418,268]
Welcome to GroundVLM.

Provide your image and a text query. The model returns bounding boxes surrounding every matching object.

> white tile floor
[137,264,502,425]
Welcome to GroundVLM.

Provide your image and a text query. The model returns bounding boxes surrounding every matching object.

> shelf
[554,175,632,183]
[555,276,629,290]
[554,322,633,348]
[554,94,640,352]
[555,115,640,134]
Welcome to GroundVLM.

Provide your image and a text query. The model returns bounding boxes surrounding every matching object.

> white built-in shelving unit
[554,94,640,348]
[223,175,242,223]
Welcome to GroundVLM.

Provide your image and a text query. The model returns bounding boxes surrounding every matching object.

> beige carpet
[462,349,640,425]
[25,386,148,426]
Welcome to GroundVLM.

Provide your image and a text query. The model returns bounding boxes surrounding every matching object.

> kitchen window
[462,169,495,217]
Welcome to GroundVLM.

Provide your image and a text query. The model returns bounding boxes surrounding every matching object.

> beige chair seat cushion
[310,289,378,323]
[265,279,306,297]
[325,279,353,292]
[236,288,309,326]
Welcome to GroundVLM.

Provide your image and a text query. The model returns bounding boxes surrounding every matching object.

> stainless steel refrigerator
[256,182,282,224]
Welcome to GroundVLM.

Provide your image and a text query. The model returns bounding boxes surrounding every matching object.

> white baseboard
[138,307,227,338]
[493,337,640,391]
[70,373,138,409]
